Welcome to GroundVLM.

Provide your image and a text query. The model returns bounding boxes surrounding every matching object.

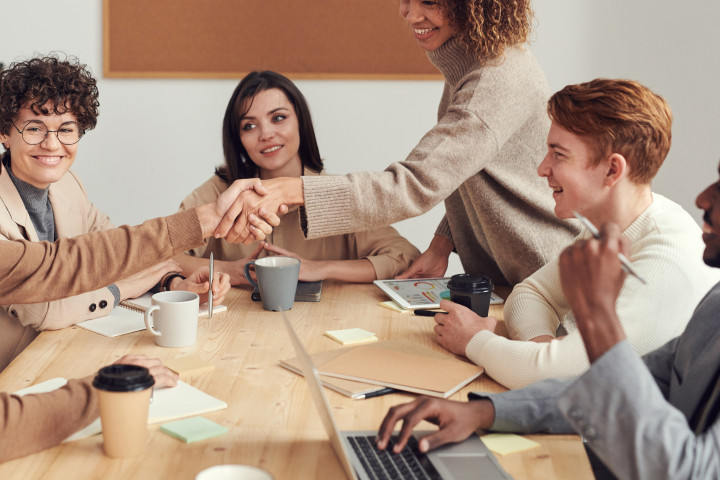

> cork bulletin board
[103,0,441,79]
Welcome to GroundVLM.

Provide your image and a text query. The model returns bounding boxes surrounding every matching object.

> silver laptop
[280,311,512,480]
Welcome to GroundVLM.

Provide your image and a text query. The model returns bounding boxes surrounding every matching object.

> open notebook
[14,378,227,442]
[77,293,227,337]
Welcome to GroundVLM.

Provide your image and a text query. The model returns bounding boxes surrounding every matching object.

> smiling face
[0,103,78,189]
[696,162,720,268]
[399,0,456,52]
[538,122,609,221]
[238,88,302,180]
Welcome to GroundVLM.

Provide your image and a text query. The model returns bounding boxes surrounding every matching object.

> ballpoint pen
[355,387,398,400]
[208,253,214,319]
[573,211,647,285]
[413,309,446,317]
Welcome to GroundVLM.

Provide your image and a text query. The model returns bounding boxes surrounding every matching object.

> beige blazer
[0,163,114,371]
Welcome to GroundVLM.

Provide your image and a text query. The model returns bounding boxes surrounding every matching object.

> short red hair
[548,79,672,184]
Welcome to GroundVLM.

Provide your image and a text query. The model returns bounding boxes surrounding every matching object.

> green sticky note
[160,416,228,443]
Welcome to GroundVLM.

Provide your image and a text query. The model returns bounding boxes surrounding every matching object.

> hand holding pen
[573,212,647,285]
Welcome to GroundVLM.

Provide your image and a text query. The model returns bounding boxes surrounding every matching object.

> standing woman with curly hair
[228,0,581,288]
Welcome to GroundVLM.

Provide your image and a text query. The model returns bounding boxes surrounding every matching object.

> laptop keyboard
[347,435,441,480]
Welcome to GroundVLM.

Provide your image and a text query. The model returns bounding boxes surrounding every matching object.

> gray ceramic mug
[244,256,300,311]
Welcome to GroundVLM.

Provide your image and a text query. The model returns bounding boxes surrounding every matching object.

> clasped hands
[208,177,297,245]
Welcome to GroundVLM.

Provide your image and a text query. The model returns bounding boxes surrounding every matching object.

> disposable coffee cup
[244,256,300,311]
[447,274,493,317]
[93,364,155,458]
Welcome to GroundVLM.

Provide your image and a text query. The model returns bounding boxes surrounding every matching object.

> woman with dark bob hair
[223,0,582,288]
[0,54,231,371]
[176,70,420,284]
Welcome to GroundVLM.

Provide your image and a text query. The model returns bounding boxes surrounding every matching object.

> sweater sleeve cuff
[434,215,453,241]
[165,210,203,254]
[301,175,354,239]
[464,329,497,366]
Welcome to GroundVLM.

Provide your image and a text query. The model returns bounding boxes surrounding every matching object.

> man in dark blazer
[376,162,720,479]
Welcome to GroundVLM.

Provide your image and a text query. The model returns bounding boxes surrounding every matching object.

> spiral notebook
[77,293,226,337]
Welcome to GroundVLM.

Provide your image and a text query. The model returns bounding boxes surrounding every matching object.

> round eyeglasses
[11,120,84,146]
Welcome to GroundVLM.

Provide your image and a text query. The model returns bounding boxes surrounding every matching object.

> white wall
[1,1,718,277]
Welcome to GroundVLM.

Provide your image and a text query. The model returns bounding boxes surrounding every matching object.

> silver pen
[208,253,214,319]
[573,211,647,285]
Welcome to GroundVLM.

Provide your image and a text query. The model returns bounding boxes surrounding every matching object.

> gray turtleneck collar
[3,159,56,241]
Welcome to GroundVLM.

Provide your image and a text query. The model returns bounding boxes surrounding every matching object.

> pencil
[413,309,445,317]
[573,211,647,285]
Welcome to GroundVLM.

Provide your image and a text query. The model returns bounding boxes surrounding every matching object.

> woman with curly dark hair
[0,54,231,371]
[176,70,420,285]
[224,0,581,289]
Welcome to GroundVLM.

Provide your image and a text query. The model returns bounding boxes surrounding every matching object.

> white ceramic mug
[144,291,199,347]
[195,465,274,480]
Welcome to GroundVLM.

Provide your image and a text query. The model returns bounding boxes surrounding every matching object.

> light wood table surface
[0,283,592,479]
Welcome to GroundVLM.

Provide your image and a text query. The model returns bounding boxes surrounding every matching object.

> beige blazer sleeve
[0,169,116,331]
[351,226,420,280]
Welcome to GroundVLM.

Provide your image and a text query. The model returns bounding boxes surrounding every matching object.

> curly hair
[438,0,533,59]
[0,54,99,136]
[548,79,673,185]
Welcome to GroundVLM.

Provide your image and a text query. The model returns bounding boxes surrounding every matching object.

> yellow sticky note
[324,328,378,345]
[378,301,413,313]
[480,433,540,456]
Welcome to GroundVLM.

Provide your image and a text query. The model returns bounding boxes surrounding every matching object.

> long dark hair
[215,71,323,183]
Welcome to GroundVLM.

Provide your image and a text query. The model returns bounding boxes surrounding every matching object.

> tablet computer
[374,277,503,310]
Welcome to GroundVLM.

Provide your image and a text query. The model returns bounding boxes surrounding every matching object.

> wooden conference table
[0,283,592,479]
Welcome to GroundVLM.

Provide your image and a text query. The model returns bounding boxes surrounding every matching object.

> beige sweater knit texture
[179,172,419,280]
[301,37,580,286]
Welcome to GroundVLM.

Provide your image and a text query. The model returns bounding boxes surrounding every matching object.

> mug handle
[144,305,162,337]
[244,260,259,288]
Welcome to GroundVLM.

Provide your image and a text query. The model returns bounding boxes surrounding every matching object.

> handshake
[195,177,300,244]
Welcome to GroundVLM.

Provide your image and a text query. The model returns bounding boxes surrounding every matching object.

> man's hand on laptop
[376,396,495,453]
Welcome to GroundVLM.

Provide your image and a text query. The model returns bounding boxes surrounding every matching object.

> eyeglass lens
[19,121,82,145]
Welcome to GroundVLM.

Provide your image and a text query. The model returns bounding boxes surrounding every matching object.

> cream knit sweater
[301,37,580,286]
[466,194,720,389]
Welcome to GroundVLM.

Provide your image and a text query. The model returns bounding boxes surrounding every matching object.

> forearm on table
[8,287,115,331]
[475,378,576,434]
[0,378,98,462]
[318,259,378,283]
[174,253,207,277]
[465,330,591,389]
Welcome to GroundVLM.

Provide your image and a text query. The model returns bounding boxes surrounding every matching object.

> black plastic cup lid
[447,273,493,293]
[92,364,155,392]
